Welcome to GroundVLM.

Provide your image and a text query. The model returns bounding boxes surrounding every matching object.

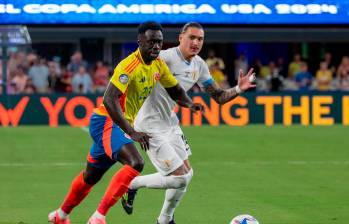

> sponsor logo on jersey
[124,133,131,139]
[192,70,199,80]
[140,76,146,83]
[154,72,160,81]
[119,74,129,84]
[163,159,172,168]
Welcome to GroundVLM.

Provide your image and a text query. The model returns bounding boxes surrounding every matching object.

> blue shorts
[87,113,133,169]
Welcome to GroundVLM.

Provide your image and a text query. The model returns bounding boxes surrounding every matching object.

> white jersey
[134,47,214,133]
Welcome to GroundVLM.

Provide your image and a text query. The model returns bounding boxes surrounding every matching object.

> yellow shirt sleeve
[159,60,178,88]
[110,65,131,93]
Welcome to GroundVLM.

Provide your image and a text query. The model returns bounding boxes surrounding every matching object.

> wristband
[235,85,243,94]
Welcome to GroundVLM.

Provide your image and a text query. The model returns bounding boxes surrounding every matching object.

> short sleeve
[197,59,214,87]
[159,60,178,88]
[110,65,131,93]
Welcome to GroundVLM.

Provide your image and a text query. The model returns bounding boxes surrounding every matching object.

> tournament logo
[119,74,129,84]
[154,72,160,81]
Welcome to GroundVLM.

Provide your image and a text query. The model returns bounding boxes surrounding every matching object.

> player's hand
[189,103,204,114]
[129,131,150,150]
[238,68,257,92]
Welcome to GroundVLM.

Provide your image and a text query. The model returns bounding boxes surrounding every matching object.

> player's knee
[83,171,102,185]
[187,168,194,182]
[128,157,144,172]
[171,170,193,188]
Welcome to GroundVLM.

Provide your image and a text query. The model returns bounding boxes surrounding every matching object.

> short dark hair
[138,21,163,34]
[181,22,203,33]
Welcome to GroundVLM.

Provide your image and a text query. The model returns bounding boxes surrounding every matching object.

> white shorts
[146,126,192,175]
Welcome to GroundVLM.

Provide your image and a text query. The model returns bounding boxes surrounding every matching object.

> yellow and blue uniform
[88,49,178,168]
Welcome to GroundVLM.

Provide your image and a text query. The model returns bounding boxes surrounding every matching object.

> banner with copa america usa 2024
[0,0,348,25]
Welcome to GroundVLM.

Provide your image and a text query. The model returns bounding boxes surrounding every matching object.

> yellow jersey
[94,49,178,124]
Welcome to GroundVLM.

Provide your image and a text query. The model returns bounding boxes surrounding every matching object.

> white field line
[80,126,89,133]
[196,160,349,166]
[1,161,349,167]
[0,162,85,167]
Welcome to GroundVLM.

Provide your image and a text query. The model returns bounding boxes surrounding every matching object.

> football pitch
[1,125,348,224]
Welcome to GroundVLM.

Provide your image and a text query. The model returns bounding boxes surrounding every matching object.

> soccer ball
[230,214,259,224]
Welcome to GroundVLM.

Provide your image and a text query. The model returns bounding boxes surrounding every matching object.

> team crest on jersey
[192,70,199,80]
[154,72,160,81]
[119,74,129,84]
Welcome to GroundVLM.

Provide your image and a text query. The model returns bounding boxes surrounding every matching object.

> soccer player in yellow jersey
[48,21,203,224]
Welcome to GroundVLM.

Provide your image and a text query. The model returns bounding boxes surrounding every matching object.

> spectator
[11,66,28,94]
[93,61,109,93]
[295,62,312,91]
[276,57,287,77]
[7,52,20,76]
[72,66,94,94]
[336,56,349,78]
[23,78,36,94]
[323,52,336,74]
[259,62,271,78]
[55,67,72,93]
[209,62,230,88]
[336,57,349,91]
[28,57,49,93]
[51,56,62,77]
[234,53,248,82]
[315,61,333,91]
[251,58,262,77]
[26,52,37,68]
[206,49,225,70]
[266,61,284,92]
[48,61,60,93]
[67,51,88,74]
[288,53,302,78]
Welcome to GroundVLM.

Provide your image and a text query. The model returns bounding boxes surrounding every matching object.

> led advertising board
[0,0,347,25]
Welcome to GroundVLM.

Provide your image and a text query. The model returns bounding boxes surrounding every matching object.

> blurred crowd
[205,50,349,92]
[0,51,111,95]
[1,49,349,95]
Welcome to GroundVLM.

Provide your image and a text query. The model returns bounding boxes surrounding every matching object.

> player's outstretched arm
[205,68,256,105]
[165,84,204,113]
[103,83,150,150]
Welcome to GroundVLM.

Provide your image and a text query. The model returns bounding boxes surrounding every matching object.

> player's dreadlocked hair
[181,22,203,33]
[138,21,163,34]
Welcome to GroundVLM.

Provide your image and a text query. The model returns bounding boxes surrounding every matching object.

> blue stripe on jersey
[202,78,214,87]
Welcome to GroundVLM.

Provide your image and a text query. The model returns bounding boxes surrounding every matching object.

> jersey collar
[176,47,191,65]
[136,48,155,66]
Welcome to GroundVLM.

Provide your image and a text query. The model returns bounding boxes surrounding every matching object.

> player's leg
[156,167,193,224]
[88,120,143,223]
[49,114,112,224]
[122,131,193,223]
[129,131,192,191]
[95,143,143,214]
[122,160,192,215]
[49,161,110,223]
[157,133,194,224]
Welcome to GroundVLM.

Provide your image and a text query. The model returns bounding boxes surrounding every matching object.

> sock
[60,171,93,214]
[92,210,105,219]
[97,165,139,215]
[130,172,164,189]
[157,169,193,224]
[57,208,68,219]
[130,171,192,190]
[158,187,187,224]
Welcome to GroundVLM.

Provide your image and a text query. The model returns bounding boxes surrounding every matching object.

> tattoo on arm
[204,82,239,104]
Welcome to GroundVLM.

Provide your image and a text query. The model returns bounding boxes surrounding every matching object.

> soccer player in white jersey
[121,22,256,224]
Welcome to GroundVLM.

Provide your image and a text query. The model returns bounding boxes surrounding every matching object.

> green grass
[1,125,349,224]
